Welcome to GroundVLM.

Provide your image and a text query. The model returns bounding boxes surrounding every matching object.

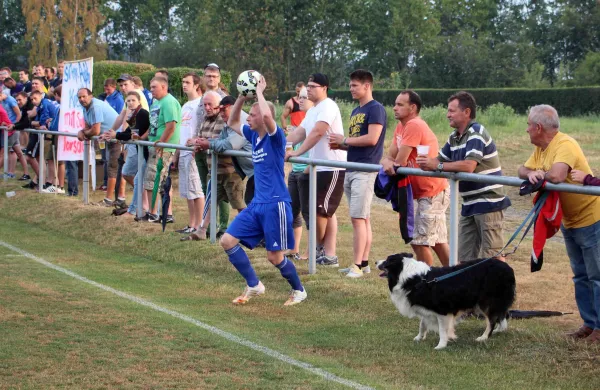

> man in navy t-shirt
[329,69,386,278]
[223,75,307,306]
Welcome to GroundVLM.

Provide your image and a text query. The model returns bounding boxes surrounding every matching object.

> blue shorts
[227,201,295,251]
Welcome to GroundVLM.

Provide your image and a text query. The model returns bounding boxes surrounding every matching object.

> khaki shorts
[208,172,246,210]
[412,189,450,246]
[44,136,56,161]
[106,141,121,178]
[144,148,173,193]
[178,153,204,200]
[343,171,377,219]
[458,209,505,261]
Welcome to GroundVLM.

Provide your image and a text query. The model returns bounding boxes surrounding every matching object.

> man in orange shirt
[382,90,450,266]
[280,82,306,130]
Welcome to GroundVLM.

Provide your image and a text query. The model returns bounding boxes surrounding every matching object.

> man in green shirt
[139,76,181,223]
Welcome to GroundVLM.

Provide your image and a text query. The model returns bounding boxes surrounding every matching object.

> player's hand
[77,130,85,142]
[527,170,546,185]
[570,169,587,184]
[256,76,267,95]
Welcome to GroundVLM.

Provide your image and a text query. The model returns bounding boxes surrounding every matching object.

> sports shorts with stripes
[226,201,295,252]
[316,170,346,217]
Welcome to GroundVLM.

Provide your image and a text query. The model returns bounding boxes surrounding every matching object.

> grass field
[1,108,600,389]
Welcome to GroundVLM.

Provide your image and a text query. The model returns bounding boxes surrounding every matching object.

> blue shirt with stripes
[243,124,291,204]
[438,122,511,216]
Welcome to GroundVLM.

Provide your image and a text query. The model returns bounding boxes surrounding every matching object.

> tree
[0,0,28,68]
[574,51,600,86]
[22,0,106,65]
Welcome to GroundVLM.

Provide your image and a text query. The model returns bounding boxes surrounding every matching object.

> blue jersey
[243,124,291,204]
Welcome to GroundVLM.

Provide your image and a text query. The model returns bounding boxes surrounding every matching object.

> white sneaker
[41,185,59,194]
[284,289,307,306]
[232,282,265,305]
[339,265,370,274]
[56,187,65,194]
[346,265,364,278]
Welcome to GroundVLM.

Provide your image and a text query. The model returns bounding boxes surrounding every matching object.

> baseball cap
[204,63,221,73]
[308,73,329,88]
[219,96,236,107]
[117,74,132,82]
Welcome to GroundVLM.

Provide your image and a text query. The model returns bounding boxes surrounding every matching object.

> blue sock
[276,258,303,291]
[226,245,259,287]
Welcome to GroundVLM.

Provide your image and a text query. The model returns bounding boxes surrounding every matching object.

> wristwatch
[342,137,348,146]
[437,162,444,171]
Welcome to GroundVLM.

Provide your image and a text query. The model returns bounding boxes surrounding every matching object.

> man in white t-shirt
[173,73,205,234]
[286,73,347,267]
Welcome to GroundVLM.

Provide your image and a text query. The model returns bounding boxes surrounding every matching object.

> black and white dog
[377,253,516,350]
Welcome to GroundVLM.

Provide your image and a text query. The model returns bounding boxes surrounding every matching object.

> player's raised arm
[256,76,277,135]
[228,95,246,136]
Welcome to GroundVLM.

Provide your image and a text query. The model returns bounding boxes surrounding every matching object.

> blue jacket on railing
[36,98,59,128]
[209,125,254,179]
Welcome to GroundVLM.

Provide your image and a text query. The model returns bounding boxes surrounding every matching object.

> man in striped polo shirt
[417,91,511,261]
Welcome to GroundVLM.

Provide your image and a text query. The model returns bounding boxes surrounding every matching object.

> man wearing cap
[187,96,253,240]
[285,73,347,267]
[184,91,246,239]
[192,63,230,237]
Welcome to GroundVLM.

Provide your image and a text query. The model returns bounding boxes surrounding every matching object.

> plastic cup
[132,128,139,136]
[286,142,293,151]
[98,140,106,150]
[416,145,430,156]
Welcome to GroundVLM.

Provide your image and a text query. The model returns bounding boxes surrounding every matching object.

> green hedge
[92,61,232,102]
[279,87,600,116]
[138,67,233,104]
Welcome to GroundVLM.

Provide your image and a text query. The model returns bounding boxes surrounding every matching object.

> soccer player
[223,76,307,306]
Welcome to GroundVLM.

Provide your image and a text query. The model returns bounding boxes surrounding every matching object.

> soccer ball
[236,70,262,98]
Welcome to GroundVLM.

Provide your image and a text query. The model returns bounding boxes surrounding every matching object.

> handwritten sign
[57,58,93,161]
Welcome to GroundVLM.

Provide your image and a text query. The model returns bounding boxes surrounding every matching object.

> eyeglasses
[298,96,308,100]
[305,84,322,90]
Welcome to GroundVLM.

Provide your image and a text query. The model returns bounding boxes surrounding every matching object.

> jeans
[562,220,600,330]
[65,161,79,196]
[128,158,147,215]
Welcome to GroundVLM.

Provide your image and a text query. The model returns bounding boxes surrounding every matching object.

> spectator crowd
[1,61,600,339]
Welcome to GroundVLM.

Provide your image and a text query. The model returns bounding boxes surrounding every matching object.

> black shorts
[316,170,345,217]
[26,134,41,158]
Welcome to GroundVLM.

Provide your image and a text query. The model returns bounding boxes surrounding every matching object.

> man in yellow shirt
[518,104,600,343]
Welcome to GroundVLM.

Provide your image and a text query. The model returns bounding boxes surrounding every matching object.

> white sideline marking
[0,240,374,390]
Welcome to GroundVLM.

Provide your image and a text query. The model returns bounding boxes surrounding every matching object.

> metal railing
[4,127,600,273]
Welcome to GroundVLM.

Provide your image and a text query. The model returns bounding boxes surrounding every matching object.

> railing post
[38,135,45,193]
[83,139,90,205]
[210,151,218,244]
[448,177,459,266]
[136,143,144,218]
[2,128,8,181]
[308,164,317,274]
